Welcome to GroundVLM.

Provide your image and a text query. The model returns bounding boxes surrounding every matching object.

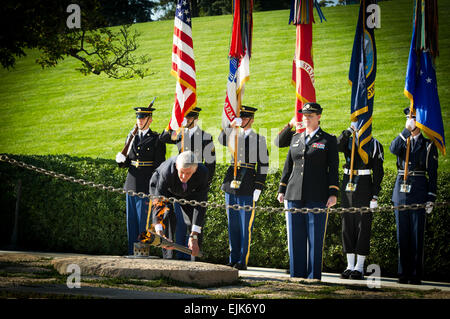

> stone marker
[51,255,238,287]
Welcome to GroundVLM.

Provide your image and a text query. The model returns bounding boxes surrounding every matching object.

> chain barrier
[1,154,448,214]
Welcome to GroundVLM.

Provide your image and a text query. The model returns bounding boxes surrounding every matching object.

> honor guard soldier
[337,122,384,280]
[160,107,216,260]
[390,108,438,285]
[149,151,210,258]
[218,105,269,270]
[277,102,339,280]
[115,103,166,255]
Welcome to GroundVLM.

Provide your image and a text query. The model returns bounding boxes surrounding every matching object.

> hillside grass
[0,0,448,172]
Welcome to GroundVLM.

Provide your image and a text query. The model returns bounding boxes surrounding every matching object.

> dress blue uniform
[160,107,216,260]
[219,106,269,270]
[390,116,438,283]
[278,103,339,280]
[118,106,166,255]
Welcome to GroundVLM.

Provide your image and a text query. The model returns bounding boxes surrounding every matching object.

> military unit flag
[404,0,445,155]
[222,0,253,154]
[289,0,325,132]
[348,0,377,164]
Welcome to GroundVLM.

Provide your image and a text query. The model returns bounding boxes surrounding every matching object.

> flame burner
[133,242,150,257]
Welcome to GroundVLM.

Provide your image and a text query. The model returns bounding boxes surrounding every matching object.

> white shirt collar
[305,127,320,139]
[242,128,253,137]
[187,125,198,137]
[139,128,149,136]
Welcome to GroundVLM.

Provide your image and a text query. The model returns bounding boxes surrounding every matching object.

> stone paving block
[51,255,238,287]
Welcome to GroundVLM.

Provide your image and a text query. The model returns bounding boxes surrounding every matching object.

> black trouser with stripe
[341,174,373,255]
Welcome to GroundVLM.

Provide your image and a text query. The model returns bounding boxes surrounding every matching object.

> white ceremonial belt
[343,168,371,176]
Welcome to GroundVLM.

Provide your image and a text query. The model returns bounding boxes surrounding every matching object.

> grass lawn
[0,0,448,172]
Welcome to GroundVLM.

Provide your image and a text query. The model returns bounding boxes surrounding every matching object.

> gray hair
[176,151,199,169]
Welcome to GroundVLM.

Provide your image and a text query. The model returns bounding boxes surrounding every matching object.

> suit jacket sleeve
[278,148,293,194]
[255,135,269,191]
[327,135,340,198]
[218,128,232,146]
[118,131,134,168]
[426,142,438,202]
[337,129,352,154]
[159,129,177,145]
[154,137,167,168]
[371,139,385,198]
[390,128,410,157]
[274,124,295,148]
[204,134,216,186]
[191,174,209,230]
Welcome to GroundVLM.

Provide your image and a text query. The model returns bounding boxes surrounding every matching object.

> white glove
[253,189,261,202]
[289,116,297,128]
[181,117,188,127]
[370,200,378,209]
[231,117,242,128]
[115,152,126,163]
[406,118,416,131]
[351,121,358,131]
[425,201,433,214]
[277,193,284,204]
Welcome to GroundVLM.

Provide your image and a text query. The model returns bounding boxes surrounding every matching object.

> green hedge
[0,154,449,281]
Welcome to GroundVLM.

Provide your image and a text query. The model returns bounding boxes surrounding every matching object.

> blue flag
[404,27,446,156]
[349,0,377,164]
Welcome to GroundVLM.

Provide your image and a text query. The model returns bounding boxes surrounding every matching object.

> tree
[0,0,151,79]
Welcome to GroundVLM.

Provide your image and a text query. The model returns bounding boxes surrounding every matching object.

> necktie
[182,183,187,192]
[411,138,415,151]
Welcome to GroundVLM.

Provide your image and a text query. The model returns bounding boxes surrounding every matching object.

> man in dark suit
[277,102,339,280]
[337,122,384,280]
[149,151,209,258]
[159,107,216,259]
[115,105,166,255]
[218,105,269,270]
[390,107,438,285]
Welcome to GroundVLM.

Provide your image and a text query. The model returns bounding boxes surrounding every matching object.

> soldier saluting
[277,102,339,280]
[218,105,269,270]
[115,101,166,255]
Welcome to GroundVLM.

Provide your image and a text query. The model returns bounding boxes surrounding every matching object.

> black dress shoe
[233,263,247,270]
[226,262,236,267]
[350,270,364,280]
[340,269,353,279]
[397,277,409,284]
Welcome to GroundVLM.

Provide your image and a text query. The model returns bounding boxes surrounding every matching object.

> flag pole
[181,125,185,152]
[349,130,356,182]
[233,90,242,185]
[403,105,413,184]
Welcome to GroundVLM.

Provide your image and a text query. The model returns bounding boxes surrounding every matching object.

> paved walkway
[241,266,450,291]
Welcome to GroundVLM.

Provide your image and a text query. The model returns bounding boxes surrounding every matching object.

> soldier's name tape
[1,154,447,215]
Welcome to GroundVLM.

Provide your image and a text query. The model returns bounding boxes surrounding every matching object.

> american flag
[168,0,196,131]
